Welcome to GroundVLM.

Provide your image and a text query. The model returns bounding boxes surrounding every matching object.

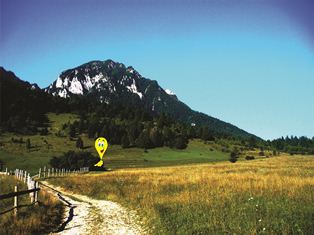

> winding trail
[41,182,146,235]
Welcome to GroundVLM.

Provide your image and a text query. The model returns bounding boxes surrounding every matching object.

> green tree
[229,147,239,163]
[229,151,238,163]
[121,134,130,148]
[248,136,257,149]
[174,135,188,149]
[149,127,163,147]
[76,137,84,149]
[201,126,210,141]
[135,130,151,149]
[26,138,31,150]
[69,124,76,138]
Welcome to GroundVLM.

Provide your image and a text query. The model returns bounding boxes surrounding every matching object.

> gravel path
[41,182,146,235]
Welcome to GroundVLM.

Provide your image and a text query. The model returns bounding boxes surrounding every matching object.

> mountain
[0,67,49,131]
[45,60,254,138]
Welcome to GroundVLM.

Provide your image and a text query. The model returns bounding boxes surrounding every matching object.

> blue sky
[1,0,314,140]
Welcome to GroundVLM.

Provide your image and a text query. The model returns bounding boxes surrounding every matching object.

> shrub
[229,151,238,163]
[26,138,31,150]
[245,156,255,160]
[174,135,188,149]
[76,137,84,149]
[121,134,130,148]
[40,127,49,135]
[50,151,98,170]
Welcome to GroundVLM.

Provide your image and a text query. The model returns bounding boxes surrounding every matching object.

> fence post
[39,168,41,179]
[35,182,39,203]
[43,166,46,178]
[31,181,35,203]
[24,171,27,183]
[48,169,50,178]
[5,168,7,175]
[27,173,30,187]
[52,168,54,176]
[14,186,18,217]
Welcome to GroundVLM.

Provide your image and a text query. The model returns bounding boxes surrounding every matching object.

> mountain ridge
[45,60,256,139]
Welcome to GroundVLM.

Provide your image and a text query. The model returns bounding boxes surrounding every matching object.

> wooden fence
[0,166,89,216]
[0,168,9,175]
[37,166,89,179]
[0,169,40,216]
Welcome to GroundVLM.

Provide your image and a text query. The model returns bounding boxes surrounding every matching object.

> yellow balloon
[94,137,108,167]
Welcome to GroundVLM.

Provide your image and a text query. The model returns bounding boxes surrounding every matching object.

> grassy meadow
[47,156,314,235]
[0,113,233,174]
[0,175,63,235]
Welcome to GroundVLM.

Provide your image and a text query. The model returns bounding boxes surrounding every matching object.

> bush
[50,151,98,170]
[40,127,49,135]
[173,135,188,149]
[229,151,238,163]
[121,134,130,148]
[26,138,31,149]
[259,151,265,156]
[76,137,84,149]
[245,156,255,160]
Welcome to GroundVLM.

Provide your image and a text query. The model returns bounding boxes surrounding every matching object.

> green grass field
[0,113,232,174]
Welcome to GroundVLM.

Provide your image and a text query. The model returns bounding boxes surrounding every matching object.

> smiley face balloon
[94,137,108,167]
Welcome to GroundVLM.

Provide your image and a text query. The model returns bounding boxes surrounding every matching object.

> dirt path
[41,182,146,235]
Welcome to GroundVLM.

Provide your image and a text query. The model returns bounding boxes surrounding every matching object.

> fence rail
[0,166,89,216]
[0,188,40,200]
[37,166,89,179]
[0,168,40,216]
[0,168,9,175]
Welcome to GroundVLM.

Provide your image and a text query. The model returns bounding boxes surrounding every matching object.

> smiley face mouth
[100,149,104,154]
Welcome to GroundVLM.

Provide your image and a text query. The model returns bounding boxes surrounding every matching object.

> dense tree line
[268,136,314,155]
[62,101,241,150]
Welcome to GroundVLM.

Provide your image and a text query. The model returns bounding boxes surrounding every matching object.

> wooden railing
[0,168,9,175]
[0,185,40,216]
[37,166,89,179]
[0,169,40,216]
[0,166,89,216]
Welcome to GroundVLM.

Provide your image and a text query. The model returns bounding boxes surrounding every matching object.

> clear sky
[1,0,314,140]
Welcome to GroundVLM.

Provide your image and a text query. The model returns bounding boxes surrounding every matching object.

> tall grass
[0,176,64,235]
[49,156,314,235]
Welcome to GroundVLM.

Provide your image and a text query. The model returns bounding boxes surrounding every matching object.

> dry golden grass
[49,156,314,234]
[0,176,64,235]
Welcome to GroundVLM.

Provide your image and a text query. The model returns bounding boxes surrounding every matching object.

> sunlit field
[0,175,63,235]
[48,156,314,234]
